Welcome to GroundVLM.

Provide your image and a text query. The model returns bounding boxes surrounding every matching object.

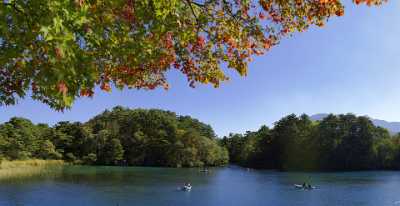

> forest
[2,109,400,171]
[0,106,228,167]
[221,114,400,171]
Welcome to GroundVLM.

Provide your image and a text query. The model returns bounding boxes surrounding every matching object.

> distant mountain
[310,113,400,135]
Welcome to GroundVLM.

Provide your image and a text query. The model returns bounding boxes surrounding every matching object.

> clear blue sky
[1,2,400,137]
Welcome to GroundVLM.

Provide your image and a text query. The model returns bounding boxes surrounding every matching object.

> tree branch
[184,0,204,33]
[3,2,24,14]
[185,0,199,21]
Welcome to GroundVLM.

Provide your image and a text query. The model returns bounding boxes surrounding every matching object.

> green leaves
[0,0,386,110]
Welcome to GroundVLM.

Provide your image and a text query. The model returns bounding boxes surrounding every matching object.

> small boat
[199,169,209,173]
[294,184,316,190]
[294,184,304,189]
[180,185,192,191]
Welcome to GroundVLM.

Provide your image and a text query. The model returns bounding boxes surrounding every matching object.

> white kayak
[179,185,192,191]
[294,184,316,190]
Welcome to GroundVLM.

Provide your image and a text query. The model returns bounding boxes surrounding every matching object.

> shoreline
[1,160,399,179]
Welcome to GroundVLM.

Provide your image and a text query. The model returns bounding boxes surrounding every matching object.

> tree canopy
[0,107,228,167]
[0,0,386,110]
[221,113,400,171]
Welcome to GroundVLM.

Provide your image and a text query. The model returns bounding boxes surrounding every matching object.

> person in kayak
[183,182,191,189]
[301,182,313,189]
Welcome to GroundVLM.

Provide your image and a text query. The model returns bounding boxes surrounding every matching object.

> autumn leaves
[0,0,386,110]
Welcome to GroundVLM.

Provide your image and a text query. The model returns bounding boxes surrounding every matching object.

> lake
[1,165,400,206]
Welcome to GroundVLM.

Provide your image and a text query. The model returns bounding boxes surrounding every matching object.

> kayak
[294,184,316,190]
[179,185,192,191]
[294,184,303,189]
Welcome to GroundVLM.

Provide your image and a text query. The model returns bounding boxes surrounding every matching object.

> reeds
[0,159,65,179]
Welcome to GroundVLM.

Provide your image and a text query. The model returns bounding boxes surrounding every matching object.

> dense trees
[222,113,400,171]
[0,107,228,167]
[0,0,386,109]
[3,109,400,171]
[0,117,61,160]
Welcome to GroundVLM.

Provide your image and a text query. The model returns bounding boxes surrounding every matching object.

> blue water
[1,166,400,206]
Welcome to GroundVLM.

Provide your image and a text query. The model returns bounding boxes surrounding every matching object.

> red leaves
[100,82,111,92]
[336,9,345,16]
[165,32,174,49]
[259,0,271,11]
[295,0,303,6]
[57,81,68,95]
[80,88,94,97]
[190,35,206,52]
[269,11,282,23]
[0,0,386,111]
[281,28,289,35]
[173,62,181,69]
[259,12,266,20]
[262,37,273,50]
[122,0,135,22]
[353,0,387,6]
[319,0,331,3]
[31,82,38,92]
[196,36,206,49]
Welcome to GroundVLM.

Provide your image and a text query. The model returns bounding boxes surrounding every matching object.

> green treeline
[3,109,400,171]
[221,114,400,171]
[0,107,228,167]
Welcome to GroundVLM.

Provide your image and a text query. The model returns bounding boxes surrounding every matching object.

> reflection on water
[1,165,400,206]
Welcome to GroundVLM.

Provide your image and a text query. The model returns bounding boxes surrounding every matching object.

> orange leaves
[295,0,304,6]
[336,9,345,16]
[80,88,94,97]
[164,32,174,49]
[262,36,276,50]
[319,0,335,4]
[0,0,387,110]
[316,22,325,27]
[100,82,111,92]
[190,35,207,53]
[57,81,68,96]
[354,0,387,6]
[259,0,272,11]
[269,11,282,23]
[196,36,206,49]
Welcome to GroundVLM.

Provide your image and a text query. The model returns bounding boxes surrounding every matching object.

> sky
[1,2,400,137]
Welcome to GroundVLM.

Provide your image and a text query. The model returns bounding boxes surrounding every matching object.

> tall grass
[0,159,65,179]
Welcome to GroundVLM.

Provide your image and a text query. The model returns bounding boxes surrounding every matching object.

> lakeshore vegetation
[2,107,400,171]
[0,159,64,179]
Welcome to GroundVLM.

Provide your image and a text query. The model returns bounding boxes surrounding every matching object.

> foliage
[0,0,386,109]
[0,106,228,167]
[222,113,400,171]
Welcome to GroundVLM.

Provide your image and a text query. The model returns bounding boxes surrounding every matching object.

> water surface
[1,166,400,206]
